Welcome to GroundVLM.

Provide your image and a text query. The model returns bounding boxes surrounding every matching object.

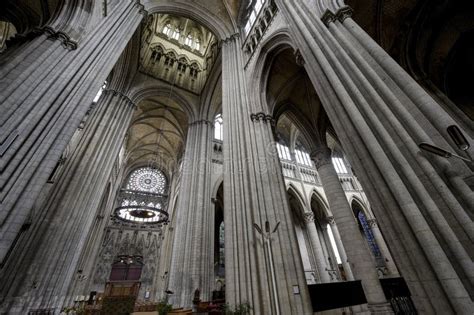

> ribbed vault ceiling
[125,96,188,174]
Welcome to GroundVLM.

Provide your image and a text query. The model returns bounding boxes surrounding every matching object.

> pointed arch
[310,190,330,221]
[287,184,307,224]
[350,197,371,219]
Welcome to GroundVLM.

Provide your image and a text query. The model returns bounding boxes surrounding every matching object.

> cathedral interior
[0,0,473,314]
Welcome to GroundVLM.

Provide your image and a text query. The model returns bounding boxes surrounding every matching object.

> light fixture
[419,142,471,162]
[447,125,470,151]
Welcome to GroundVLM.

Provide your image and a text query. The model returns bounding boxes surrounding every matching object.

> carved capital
[105,89,137,108]
[326,216,336,225]
[294,49,305,66]
[133,0,148,18]
[321,10,337,27]
[250,112,275,125]
[336,6,354,23]
[310,147,332,170]
[222,33,240,46]
[40,26,78,50]
[367,218,377,227]
[303,212,315,223]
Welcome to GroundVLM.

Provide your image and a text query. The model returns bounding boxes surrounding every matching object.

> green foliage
[223,302,252,315]
[157,298,173,315]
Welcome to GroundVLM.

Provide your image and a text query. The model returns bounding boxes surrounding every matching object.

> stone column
[0,89,136,313]
[366,219,399,277]
[311,147,390,311]
[275,1,473,313]
[326,216,354,281]
[222,34,312,314]
[303,212,331,283]
[168,119,214,307]
[0,1,147,263]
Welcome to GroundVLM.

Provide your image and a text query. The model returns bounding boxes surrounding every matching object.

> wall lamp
[419,125,472,162]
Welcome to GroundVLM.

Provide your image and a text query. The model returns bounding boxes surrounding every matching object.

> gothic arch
[350,197,371,220]
[248,31,296,114]
[212,178,224,201]
[143,2,234,41]
[287,184,307,209]
[310,190,331,221]
[287,185,307,225]
[274,104,323,152]
[199,52,222,120]
[128,82,198,121]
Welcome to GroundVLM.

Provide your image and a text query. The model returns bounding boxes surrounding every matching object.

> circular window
[126,167,166,194]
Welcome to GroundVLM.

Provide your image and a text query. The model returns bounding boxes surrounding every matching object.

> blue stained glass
[358,211,382,258]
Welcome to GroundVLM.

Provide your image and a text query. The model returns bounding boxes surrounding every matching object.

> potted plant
[157,298,173,315]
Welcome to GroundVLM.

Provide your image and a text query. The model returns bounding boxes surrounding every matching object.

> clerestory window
[163,24,172,36]
[276,143,291,161]
[295,149,312,167]
[332,157,348,174]
[185,34,193,47]
[244,0,266,35]
[172,28,180,40]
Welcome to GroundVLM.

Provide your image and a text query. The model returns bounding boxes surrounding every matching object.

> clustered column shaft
[311,147,390,311]
[303,212,331,283]
[275,1,473,313]
[222,34,313,314]
[0,1,146,263]
[0,90,136,313]
[168,119,214,307]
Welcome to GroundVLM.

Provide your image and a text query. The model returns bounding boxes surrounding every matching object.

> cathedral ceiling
[142,0,236,39]
[348,0,474,119]
[0,0,61,34]
[139,13,219,94]
[267,48,326,149]
[346,0,419,52]
[125,96,188,175]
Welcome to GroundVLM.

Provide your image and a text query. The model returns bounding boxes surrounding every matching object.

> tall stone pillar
[311,147,390,312]
[0,1,147,263]
[168,119,214,307]
[326,216,354,281]
[0,89,136,313]
[366,219,399,277]
[222,34,312,314]
[303,212,331,283]
[275,1,473,313]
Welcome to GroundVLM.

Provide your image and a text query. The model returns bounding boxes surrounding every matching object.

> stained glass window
[358,211,382,259]
[185,34,193,47]
[295,149,312,167]
[244,0,266,35]
[126,167,166,194]
[332,157,348,174]
[214,114,223,140]
[277,143,291,160]
[163,24,172,36]
[195,38,201,51]
[172,28,180,40]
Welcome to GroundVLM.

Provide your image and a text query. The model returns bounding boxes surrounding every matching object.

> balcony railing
[281,160,321,185]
